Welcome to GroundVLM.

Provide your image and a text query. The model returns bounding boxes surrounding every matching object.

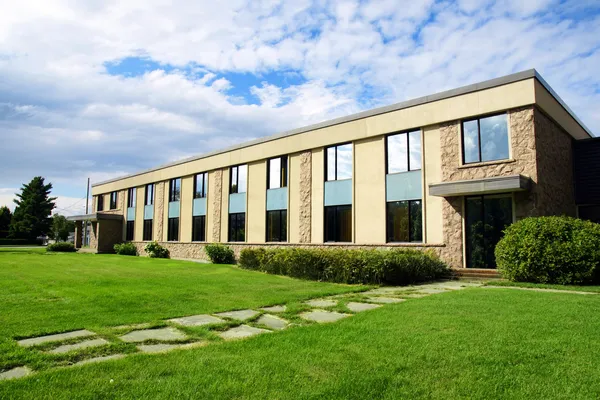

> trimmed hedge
[144,241,170,258]
[114,242,138,256]
[495,216,600,285]
[238,247,449,285]
[205,244,235,264]
[46,242,76,252]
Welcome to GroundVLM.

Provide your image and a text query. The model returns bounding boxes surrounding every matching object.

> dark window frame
[125,220,135,241]
[385,130,422,174]
[228,212,246,242]
[267,156,288,189]
[169,178,181,202]
[324,205,352,243]
[229,165,247,194]
[194,172,208,199]
[109,191,118,210]
[324,143,352,182]
[386,200,423,243]
[167,217,179,241]
[144,184,154,206]
[97,195,104,211]
[461,112,509,165]
[143,219,153,241]
[192,215,207,242]
[266,209,287,242]
[127,188,135,208]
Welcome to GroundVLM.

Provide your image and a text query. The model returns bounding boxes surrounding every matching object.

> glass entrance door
[465,194,513,269]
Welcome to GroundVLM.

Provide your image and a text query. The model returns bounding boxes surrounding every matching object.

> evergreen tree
[0,206,11,238]
[9,177,57,240]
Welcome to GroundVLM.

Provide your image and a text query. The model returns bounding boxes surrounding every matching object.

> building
[70,69,598,271]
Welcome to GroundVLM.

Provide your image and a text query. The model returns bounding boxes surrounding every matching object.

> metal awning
[67,213,123,222]
[428,175,531,197]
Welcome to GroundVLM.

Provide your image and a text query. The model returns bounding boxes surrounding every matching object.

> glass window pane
[281,156,288,187]
[203,173,208,197]
[281,210,287,242]
[387,201,409,242]
[465,197,485,269]
[269,158,281,189]
[409,200,423,242]
[463,120,480,163]
[480,114,509,162]
[338,205,352,242]
[408,131,421,171]
[324,206,336,242]
[238,165,247,193]
[336,144,353,180]
[326,147,336,181]
[387,134,408,173]
[231,167,238,193]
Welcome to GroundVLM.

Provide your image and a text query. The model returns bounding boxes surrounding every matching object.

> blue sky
[0,0,599,214]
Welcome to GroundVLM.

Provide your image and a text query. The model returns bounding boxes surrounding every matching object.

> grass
[488,280,600,293]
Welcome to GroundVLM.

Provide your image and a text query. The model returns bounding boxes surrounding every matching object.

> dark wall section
[574,137,600,206]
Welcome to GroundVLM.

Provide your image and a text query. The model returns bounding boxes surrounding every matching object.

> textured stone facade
[211,169,223,242]
[299,151,312,243]
[154,182,165,241]
[97,219,123,253]
[101,190,126,216]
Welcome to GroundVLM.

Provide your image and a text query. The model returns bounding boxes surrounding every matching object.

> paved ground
[10,280,567,382]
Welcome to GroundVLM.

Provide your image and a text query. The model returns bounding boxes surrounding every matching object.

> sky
[0,0,599,216]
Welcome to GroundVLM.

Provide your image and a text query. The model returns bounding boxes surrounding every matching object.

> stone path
[4,280,483,381]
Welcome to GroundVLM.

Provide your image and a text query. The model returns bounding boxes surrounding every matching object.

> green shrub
[46,242,76,252]
[114,242,138,256]
[205,244,235,264]
[495,216,600,285]
[144,241,170,258]
[0,238,43,246]
[238,247,449,285]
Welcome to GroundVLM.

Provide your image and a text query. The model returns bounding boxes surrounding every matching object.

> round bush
[495,216,600,284]
[144,241,170,258]
[114,242,138,256]
[205,244,235,264]
[47,242,76,252]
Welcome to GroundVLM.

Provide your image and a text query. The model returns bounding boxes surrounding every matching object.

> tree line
[0,176,75,243]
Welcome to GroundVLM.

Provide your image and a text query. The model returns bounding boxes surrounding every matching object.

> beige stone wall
[101,190,126,216]
[534,108,577,217]
[209,169,223,242]
[134,185,145,241]
[299,151,312,243]
[89,221,98,249]
[180,176,193,242]
[155,182,165,241]
[247,161,266,243]
[311,148,324,243]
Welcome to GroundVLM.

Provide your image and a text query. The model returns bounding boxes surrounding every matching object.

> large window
[386,200,422,242]
[143,219,153,241]
[462,114,509,164]
[145,184,154,206]
[194,173,208,198]
[386,130,421,173]
[324,205,352,242]
[97,195,104,212]
[169,178,181,202]
[228,213,246,242]
[230,165,248,194]
[126,221,134,241]
[167,217,179,241]
[192,215,206,242]
[267,156,288,189]
[266,210,287,242]
[109,191,118,209]
[326,144,352,181]
[127,188,135,208]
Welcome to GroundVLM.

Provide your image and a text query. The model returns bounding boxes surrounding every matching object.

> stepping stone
[260,305,287,313]
[402,293,428,298]
[74,354,125,366]
[113,323,151,330]
[215,309,259,321]
[415,288,447,294]
[219,325,271,340]
[366,297,406,304]
[257,314,288,330]
[137,342,206,354]
[0,366,32,381]
[346,302,382,312]
[305,299,338,308]
[17,329,95,347]
[119,327,186,343]
[169,314,225,327]
[300,310,350,323]
[49,338,109,354]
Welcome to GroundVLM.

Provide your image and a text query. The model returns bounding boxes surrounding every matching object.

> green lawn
[2,250,600,399]
[487,280,600,293]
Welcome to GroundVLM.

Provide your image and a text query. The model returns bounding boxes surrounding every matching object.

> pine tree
[0,206,11,238]
[9,177,57,240]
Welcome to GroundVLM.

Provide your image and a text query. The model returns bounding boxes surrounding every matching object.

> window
[127,188,135,208]
[386,130,421,173]
[169,178,181,202]
[266,210,287,242]
[97,195,104,211]
[386,200,422,242]
[126,221,134,241]
[145,184,154,206]
[228,213,246,242]
[267,156,288,189]
[325,144,352,181]
[324,205,352,242]
[143,219,153,241]
[194,173,208,198]
[167,217,179,241]
[230,165,248,194]
[110,191,118,209]
[192,216,206,242]
[462,114,509,164]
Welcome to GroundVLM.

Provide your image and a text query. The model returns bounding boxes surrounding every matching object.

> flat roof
[93,69,593,188]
